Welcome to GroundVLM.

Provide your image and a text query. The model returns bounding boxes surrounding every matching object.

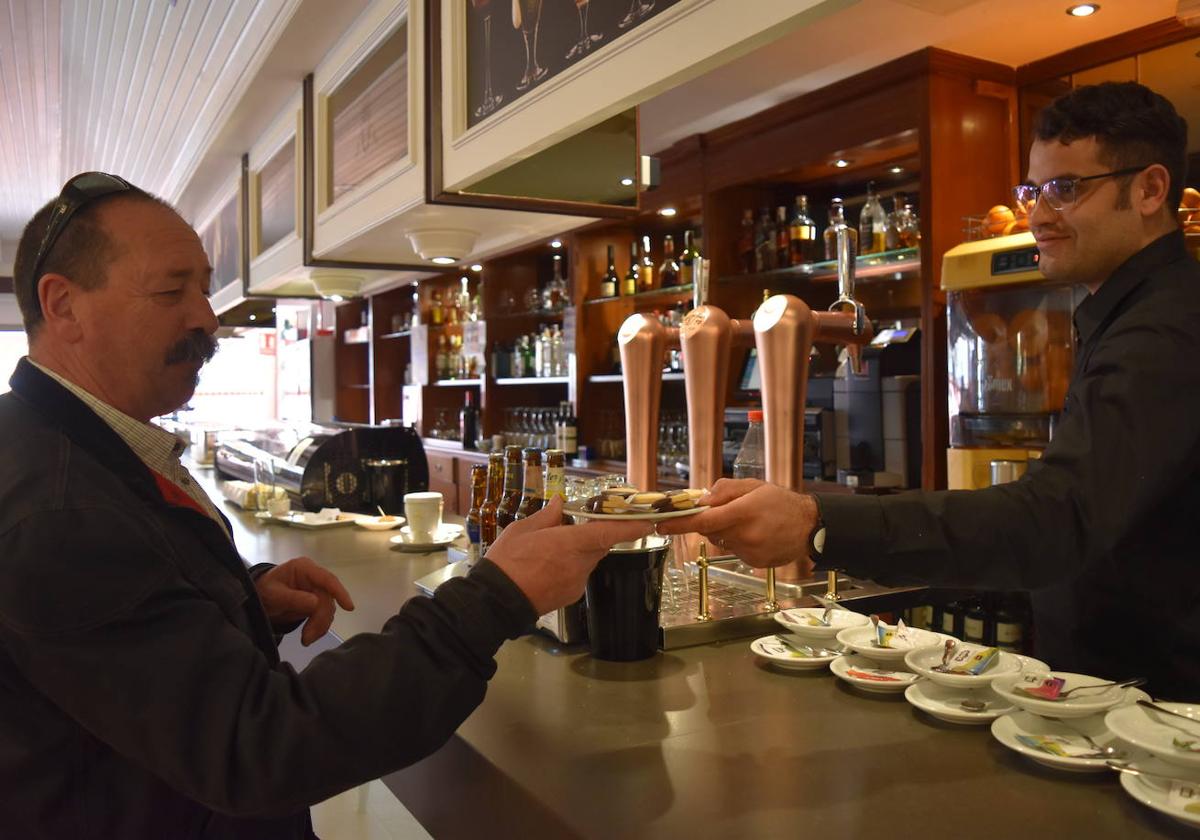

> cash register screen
[738,349,761,393]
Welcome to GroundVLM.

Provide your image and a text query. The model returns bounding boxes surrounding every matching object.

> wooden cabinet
[425,450,458,514]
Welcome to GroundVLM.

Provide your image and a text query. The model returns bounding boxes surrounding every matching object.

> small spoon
[933,639,957,673]
[820,604,833,626]
[960,698,988,713]
[869,614,882,647]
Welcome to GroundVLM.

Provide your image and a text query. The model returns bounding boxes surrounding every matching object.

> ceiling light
[659,207,677,217]
[1066,3,1099,16]
[431,256,456,265]
[328,294,344,303]
[550,239,563,249]
[833,159,851,168]
[248,314,257,321]
[470,263,483,272]
[406,228,479,264]
[309,268,365,300]
[620,177,634,186]
[890,166,904,174]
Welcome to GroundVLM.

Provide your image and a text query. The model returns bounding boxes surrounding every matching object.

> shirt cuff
[811,493,887,576]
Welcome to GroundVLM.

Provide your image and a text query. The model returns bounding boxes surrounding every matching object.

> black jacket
[0,359,535,839]
[817,230,1200,700]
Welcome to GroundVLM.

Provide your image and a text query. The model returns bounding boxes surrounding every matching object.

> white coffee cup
[404,492,444,541]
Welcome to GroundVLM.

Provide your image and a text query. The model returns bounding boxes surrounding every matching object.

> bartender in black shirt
[660,81,1200,700]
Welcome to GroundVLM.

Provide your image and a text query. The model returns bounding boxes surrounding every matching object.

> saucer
[1116,755,1200,829]
[750,635,844,672]
[355,515,406,531]
[773,607,869,642]
[389,524,465,551]
[1106,701,1200,772]
[904,680,1014,725]
[565,504,708,522]
[829,653,920,695]
[991,694,1151,773]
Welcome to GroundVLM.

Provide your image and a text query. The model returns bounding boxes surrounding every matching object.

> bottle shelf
[379,330,412,340]
[720,247,920,285]
[589,372,684,383]
[487,309,566,322]
[494,376,570,385]
[433,379,482,386]
[584,283,694,306]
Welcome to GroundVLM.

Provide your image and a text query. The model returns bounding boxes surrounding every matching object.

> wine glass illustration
[472,0,503,117]
[618,0,655,30]
[513,0,547,91]
[566,0,603,60]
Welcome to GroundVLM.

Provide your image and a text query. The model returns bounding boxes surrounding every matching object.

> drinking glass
[472,0,504,118]
[566,0,603,60]
[515,0,547,91]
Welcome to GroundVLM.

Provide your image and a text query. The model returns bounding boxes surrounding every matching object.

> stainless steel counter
[197,468,1187,839]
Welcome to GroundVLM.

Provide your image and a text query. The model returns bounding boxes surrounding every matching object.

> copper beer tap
[617,313,679,491]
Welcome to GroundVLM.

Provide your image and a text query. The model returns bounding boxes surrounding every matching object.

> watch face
[812,526,826,555]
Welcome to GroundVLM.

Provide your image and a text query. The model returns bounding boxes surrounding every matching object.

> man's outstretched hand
[254,557,355,646]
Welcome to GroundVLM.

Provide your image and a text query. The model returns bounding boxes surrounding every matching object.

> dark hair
[1034,81,1188,214]
[13,190,174,337]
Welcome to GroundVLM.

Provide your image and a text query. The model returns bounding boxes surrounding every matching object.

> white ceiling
[0,0,1189,268]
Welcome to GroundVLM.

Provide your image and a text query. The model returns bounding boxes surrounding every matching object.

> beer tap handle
[692,258,710,311]
[830,228,869,375]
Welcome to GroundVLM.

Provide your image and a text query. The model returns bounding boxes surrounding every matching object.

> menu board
[465,0,683,128]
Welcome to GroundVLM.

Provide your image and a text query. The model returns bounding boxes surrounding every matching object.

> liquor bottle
[431,288,444,326]
[789,195,820,264]
[859,181,886,255]
[546,254,568,310]
[410,289,421,327]
[497,444,524,529]
[515,447,545,519]
[465,463,488,566]
[479,452,505,559]
[963,598,991,645]
[885,193,905,251]
[678,229,700,287]
[941,600,964,640]
[435,334,450,381]
[622,240,639,296]
[600,245,618,298]
[658,235,679,287]
[775,206,791,268]
[898,199,921,248]
[459,390,479,449]
[738,209,756,274]
[994,594,1027,653]
[755,209,774,272]
[557,400,578,456]
[823,198,858,262]
[637,235,655,292]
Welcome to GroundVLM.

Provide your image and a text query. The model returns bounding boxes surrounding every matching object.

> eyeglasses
[1012,165,1147,214]
[23,171,137,315]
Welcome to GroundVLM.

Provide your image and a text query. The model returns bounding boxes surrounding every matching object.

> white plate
[256,511,365,529]
[773,607,870,641]
[750,635,844,671]
[388,524,466,551]
[993,671,1135,720]
[905,644,1032,689]
[836,624,947,668]
[992,695,1152,773]
[1107,702,1200,771]
[1116,755,1200,829]
[355,515,406,531]
[564,504,709,522]
[905,680,1015,725]
[829,653,921,694]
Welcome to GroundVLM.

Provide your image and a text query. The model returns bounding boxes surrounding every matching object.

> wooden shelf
[584,283,694,306]
[718,247,919,286]
[433,379,482,386]
[379,330,412,340]
[487,309,566,322]
[494,376,570,385]
[589,372,684,383]
[341,383,371,390]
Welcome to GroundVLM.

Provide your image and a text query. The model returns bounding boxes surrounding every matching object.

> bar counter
[198,470,1186,839]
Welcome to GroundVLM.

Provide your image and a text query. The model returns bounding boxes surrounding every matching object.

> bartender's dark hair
[13,190,175,337]
[1034,81,1188,215]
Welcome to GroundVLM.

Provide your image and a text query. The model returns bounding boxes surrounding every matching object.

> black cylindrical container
[585,536,669,662]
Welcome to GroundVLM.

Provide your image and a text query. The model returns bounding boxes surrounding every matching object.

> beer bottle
[479,452,505,558]
[496,445,523,529]
[465,463,488,566]
[515,448,545,519]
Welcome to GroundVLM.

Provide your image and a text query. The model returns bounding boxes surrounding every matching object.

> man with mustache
[661,81,1200,700]
[0,176,650,838]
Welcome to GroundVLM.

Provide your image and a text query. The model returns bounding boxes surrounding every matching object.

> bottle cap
[748,409,763,422]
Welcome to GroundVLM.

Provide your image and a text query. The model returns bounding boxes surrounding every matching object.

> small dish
[773,607,869,642]
[749,635,843,672]
[993,671,1134,720]
[835,624,946,668]
[259,511,363,529]
[1116,755,1200,829]
[904,681,1014,725]
[388,524,466,551]
[355,515,406,531]
[1106,702,1200,771]
[904,644,1032,689]
[565,504,709,522]
[992,700,1151,773]
[829,653,921,695]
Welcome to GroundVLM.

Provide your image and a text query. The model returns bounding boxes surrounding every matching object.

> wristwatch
[807,494,826,560]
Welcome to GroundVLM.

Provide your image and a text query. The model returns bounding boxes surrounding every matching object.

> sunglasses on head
[1012,165,1147,215]
[23,172,138,315]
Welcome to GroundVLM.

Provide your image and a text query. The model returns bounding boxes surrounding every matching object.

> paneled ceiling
[0,0,301,252]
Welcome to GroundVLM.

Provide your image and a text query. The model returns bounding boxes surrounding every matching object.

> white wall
[0,294,22,330]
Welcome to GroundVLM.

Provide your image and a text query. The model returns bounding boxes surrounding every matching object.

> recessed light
[1066,3,1099,16]
[431,256,456,265]
[890,166,904,174]
[248,314,257,321]
[620,177,634,186]
[470,263,483,272]
[550,239,563,249]
[328,294,345,302]
[659,208,677,217]
[833,159,851,168]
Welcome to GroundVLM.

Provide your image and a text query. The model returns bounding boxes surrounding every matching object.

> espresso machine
[941,232,1083,489]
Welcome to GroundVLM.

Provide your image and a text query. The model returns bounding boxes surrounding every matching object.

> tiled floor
[310,780,432,840]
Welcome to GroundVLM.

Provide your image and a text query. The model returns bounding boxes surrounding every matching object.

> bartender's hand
[485,496,653,615]
[254,557,356,645]
[655,478,818,569]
